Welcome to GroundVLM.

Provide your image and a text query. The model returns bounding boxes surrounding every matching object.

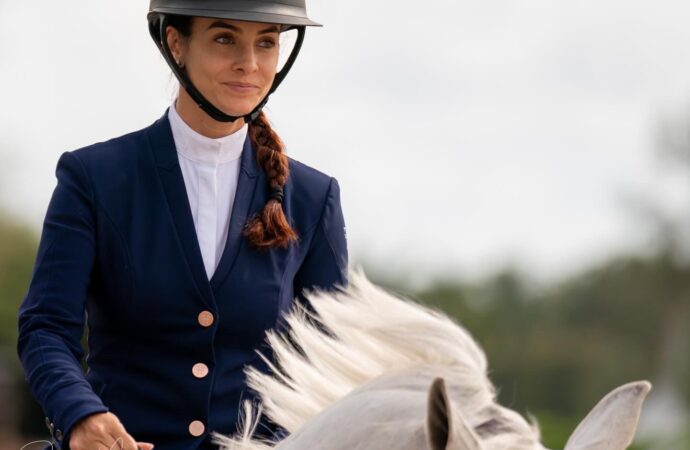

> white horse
[212,269,651,450]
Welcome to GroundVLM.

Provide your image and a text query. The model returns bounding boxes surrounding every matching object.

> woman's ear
[165,26,184,64]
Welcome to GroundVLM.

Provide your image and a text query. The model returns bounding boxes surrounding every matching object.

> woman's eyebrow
[206,21,280,34]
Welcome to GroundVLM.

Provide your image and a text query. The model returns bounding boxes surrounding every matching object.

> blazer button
[192,363,209,378]
[197,310,214,327]
[188,420,205,436]
[55,429,63,440]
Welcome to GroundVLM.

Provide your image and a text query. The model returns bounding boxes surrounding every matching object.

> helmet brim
[149,7,322,27]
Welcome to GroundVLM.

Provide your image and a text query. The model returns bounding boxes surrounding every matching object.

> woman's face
[167,17,281,117]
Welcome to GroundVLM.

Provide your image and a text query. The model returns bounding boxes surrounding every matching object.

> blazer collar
[149,107,259,178]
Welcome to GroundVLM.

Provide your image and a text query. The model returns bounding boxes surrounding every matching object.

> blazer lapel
[210,134,261,292]
[146,109,216,308]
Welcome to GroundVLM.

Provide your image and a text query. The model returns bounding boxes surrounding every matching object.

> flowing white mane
[212,268,518,450]
[211,269,651,450]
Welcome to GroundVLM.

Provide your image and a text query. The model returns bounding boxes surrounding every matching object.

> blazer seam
[33,238,55,367]
[287,177,336,306]
[300,219,319,238]
[317,177,340,264]
[45,379,90,402]
[69,152,134,283]
[36,331,47,369]
[307,177,334,247]
[279,245,299,312]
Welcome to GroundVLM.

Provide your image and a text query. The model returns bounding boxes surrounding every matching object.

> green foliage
[0,213,38,345]
[388,250,690,448]
[530,411,578,449]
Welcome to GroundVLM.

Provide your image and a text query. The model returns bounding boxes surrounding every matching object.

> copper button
[192,363,209,378]
[189,420,205,437]
[197,311,214,327]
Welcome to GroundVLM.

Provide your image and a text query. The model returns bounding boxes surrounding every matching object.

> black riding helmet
[147,0,322,123]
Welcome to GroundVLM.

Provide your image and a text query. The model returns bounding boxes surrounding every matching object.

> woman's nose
[232,44,259,73]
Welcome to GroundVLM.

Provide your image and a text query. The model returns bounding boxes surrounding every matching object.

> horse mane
[212,268,537,450]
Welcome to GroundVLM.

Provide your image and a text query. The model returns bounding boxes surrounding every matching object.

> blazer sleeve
[17,151,109,449]
[293,176,349,309]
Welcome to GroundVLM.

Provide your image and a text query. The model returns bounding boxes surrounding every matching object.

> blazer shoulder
[286,156,342,234]
[288,156,335,194]
[57,118,164,202]
[68,121,153,171]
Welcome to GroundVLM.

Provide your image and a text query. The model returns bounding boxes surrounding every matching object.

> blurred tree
[0,213,37,345]
[407,251,689,449]
[0,212,46,437]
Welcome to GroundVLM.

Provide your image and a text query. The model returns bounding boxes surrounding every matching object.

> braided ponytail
[244,111,298,249]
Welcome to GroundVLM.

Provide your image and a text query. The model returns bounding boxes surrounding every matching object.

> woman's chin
[218,103,257,118]
[209,94,261,118]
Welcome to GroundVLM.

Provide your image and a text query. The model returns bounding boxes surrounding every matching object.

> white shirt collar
[168,98,248,165]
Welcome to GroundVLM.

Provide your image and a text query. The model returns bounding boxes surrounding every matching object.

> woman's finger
[104,434,125,450]
[85,439,115,450]
[107,428,138,450]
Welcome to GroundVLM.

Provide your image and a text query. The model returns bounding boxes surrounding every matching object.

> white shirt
[168,99,248,280]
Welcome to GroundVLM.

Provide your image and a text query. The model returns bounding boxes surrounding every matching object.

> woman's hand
[68,411,155,450]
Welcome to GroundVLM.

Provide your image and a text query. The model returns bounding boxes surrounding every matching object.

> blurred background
[1,0,689,448]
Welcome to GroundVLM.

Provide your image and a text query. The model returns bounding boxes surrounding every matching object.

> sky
[2,0,690,285]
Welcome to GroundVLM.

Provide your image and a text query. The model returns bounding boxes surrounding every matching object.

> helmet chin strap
[156,14,306,123]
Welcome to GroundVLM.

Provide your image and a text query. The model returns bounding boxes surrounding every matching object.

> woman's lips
[223,82,259,93]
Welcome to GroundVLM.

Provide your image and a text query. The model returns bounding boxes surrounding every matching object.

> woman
[16,1,348,450]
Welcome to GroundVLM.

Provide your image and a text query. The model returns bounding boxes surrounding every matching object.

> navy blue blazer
[16,108,348,450]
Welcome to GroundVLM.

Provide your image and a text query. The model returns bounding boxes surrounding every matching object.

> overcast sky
[2,0,690,284]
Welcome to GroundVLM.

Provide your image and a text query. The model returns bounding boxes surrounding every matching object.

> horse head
[426,377,650,450]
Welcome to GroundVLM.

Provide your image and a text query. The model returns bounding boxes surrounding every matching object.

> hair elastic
[270,187,284,203]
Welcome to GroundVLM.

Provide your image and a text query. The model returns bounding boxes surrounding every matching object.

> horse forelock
[211,268,543,450]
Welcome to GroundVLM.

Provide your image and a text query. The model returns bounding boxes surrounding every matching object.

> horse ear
[426,377,482,450]
[564,381,651,450]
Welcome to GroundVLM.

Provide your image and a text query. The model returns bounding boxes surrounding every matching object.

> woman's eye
[258,39,277,49]
[215,35,234,45]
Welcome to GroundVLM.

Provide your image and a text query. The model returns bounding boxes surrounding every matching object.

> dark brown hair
[166,15,298,250]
